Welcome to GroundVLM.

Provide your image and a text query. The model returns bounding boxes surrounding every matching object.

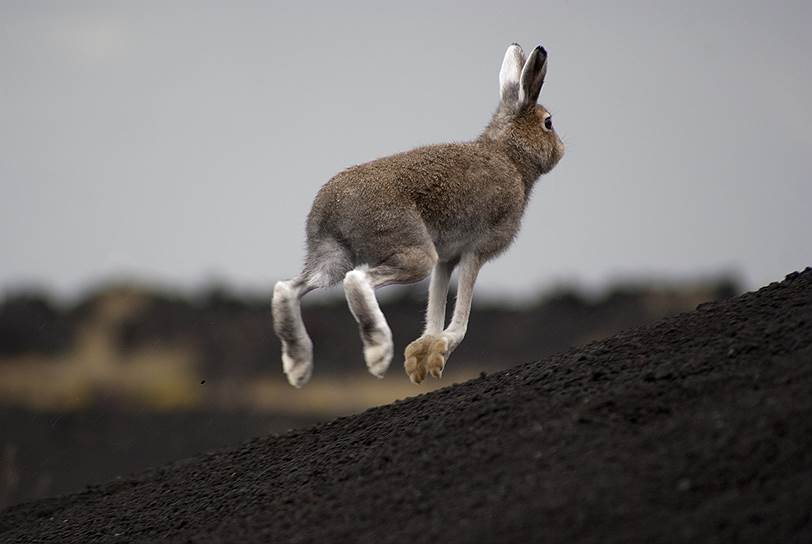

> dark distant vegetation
[0,278,738,378]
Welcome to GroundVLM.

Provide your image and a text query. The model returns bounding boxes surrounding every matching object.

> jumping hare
[272,43,564,387]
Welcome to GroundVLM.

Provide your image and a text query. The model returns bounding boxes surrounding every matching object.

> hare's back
[305,153,428,264]
[307,143,524,262]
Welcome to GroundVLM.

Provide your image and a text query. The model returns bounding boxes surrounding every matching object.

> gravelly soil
[1,269,811,544]
[0,409,320,509]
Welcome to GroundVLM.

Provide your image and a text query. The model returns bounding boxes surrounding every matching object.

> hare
[272,43,564,387]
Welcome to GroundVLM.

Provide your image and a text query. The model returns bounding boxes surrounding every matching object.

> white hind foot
[281,339,313,388]
[343,268,398,379]
[404,334,450,384]
[363,327,393,378]
[273,279,315,388]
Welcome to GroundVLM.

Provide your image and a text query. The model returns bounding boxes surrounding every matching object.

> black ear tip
[510,42,521,47]
[536,45,548,59]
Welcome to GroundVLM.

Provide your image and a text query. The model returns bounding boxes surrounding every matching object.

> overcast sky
[1,1,810,299]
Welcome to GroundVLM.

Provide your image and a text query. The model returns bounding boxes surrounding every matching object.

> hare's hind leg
[272,277,315,387]
[272,241,351,387]
[344,246,437,378]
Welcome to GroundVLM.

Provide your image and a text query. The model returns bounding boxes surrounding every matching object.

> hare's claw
[427,337,448,378]
[404,335,449,384]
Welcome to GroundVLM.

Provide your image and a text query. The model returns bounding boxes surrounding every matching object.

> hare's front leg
[405,254,481,383]
[404,261,452,383]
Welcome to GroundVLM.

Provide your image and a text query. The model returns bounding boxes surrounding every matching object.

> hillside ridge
[1,268,811,544]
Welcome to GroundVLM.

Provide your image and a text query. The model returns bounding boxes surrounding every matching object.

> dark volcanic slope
[2,270,811,544]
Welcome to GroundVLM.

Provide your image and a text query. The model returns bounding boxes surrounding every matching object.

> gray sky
[2,1,810,299]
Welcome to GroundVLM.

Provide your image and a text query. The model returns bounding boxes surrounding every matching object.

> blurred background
[1,1,809,508]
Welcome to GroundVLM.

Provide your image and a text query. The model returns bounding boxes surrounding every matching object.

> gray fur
[519,45,548,106]
[272,43,565,386]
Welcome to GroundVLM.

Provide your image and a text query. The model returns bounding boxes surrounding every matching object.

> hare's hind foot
[343,268,396,379]
[272,280,315,388]
[404,335,449,384]
[281,342,313,388]
[363,327,393,378]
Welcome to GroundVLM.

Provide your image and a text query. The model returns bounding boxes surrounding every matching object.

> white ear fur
[499,43,525,105]
[519,45,548,106]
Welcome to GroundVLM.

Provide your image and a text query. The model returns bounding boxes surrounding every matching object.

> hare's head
[484,43,564,175]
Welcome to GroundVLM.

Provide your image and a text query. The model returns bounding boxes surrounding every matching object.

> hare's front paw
[404,335,449,384]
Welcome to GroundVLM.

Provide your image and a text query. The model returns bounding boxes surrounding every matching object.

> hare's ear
[519,45,547,106]
[499,43,525,106]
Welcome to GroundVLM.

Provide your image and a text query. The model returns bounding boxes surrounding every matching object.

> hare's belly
[431,226,482,262]
[429,207,521,261]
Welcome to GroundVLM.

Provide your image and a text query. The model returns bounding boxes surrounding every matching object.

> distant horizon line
[0,269,746,307]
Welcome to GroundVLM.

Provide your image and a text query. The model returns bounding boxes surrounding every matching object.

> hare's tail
[272,238,352,387]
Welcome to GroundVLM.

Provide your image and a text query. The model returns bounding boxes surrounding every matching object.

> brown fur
[272,43,564,387]
[306,101,563,276]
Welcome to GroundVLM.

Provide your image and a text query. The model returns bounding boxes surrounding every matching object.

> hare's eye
[544,116,553,130]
